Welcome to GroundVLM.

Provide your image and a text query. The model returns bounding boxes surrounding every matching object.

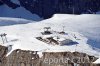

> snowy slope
[0,17,33,26]
[42,14,100,49]
[0,5,42,21]
[0,14,100,57]
[93,58,100,64]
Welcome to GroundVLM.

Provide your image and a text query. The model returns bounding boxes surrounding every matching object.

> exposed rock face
[0,0,100,19]
[41,52,97,66]
[6,49,40,66]
[0,45,98,66]
[0,45,8,66]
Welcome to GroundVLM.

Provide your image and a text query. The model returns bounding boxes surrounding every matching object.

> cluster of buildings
[36,27,78,46]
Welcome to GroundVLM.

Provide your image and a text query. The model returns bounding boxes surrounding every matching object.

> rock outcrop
[6,49,40,66]
[0,45,98,66]
[41,52,97,66]
[0,45,8,66]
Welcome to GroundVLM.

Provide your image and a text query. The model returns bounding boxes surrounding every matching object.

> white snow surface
[0,5,42,21]
[0,17,33,26]
[93,58,100,64]
[0,14,100,57]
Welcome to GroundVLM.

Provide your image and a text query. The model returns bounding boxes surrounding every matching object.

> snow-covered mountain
[0,14,100,57]
[0,0,100,20]
[0,17,33,26]
[0,5,42,21]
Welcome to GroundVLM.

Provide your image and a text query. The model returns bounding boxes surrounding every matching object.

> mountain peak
[0,0,100,20]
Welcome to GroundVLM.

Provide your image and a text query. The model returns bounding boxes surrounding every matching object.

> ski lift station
[36,27,78,46]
